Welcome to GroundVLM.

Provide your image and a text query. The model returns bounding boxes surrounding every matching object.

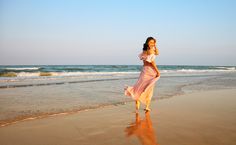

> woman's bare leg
[135,100,140,113]
[145,99,151,111]
[145,86,154,112]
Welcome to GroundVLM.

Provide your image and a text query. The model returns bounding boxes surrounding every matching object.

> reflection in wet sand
[125,112,159,145]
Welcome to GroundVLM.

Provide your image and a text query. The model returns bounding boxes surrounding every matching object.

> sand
[0,89,236,145]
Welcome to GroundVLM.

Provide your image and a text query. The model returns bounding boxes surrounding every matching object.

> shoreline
[0,88,236,145]
[0,87,234,128]
[0,101,129,128]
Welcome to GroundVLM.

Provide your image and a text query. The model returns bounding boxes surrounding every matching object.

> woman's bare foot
[144,108,151,112]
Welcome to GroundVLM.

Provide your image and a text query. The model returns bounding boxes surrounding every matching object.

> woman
[124,37,160,112]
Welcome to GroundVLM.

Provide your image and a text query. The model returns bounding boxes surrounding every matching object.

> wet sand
[0,89,236,145]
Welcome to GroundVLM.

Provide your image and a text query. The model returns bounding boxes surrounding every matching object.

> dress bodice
[138,52,156,63]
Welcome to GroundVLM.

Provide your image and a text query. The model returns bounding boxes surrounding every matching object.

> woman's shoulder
[138,51,156,56]
[146,53,156,62]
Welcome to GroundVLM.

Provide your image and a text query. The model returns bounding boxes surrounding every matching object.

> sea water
[0,65,236,126]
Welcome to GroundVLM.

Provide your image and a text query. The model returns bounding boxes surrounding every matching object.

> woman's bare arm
[151,61,160,77]
[155,47,159,55]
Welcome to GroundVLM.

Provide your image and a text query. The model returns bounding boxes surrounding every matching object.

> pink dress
[124,52,160,105]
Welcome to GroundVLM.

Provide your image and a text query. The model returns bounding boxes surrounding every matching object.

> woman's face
[148,39,156,49]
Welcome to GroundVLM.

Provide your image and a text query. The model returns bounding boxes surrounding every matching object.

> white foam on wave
[213,66,236,70]
[0,72,140,82]
[4,67,40,70]
[161,68,236,73]
[4,71,139,78]
[17,72,40,77]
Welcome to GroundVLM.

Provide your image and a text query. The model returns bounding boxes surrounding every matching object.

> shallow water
[0,65,236,127]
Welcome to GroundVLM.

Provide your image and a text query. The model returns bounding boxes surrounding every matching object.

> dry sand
[0,89,236,145]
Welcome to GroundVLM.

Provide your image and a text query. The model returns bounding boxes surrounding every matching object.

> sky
[0,0,235,66]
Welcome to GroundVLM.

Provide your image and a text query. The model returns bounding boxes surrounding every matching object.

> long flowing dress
[124,52,160,105]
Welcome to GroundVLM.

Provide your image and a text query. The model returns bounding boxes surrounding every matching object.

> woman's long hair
[143,37,156,51]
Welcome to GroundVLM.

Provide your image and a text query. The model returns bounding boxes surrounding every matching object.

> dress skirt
[124,65,160,105]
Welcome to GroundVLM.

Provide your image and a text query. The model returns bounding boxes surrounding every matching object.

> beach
[1,0,235,144]
[0,88,235,145]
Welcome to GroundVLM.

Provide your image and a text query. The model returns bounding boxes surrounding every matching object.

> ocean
[0,65,236,127]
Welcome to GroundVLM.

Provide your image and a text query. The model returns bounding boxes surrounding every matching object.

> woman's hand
[154,46,159,55]
[155,71,160,78]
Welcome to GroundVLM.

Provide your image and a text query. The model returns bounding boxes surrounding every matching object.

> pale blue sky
[0,0,235,65]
